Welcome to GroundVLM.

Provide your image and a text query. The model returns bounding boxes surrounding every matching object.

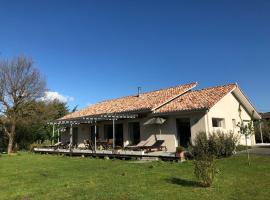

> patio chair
[78,143,87,150]
[85,139,95,151]
[52,142,62,149]
[141,140,167,152]
[107,139,113,149]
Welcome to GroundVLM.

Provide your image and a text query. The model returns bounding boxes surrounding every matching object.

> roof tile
[60,82,197,120]
[154,84,236,113]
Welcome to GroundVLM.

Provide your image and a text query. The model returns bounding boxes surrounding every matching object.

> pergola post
[260,121,264,143]
[57,127,60,143]
[94,121,97,152]
[52,123,55,145]
[69,124,73,150]
[113,118,115,149]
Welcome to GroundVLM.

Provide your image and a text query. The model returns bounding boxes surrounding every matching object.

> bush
[192,132,209,158]
[194,155,215,187]
[192,131,238,158]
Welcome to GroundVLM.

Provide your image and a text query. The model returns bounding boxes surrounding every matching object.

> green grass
[0,153,270,200]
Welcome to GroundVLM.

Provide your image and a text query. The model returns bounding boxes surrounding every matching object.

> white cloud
[41,91,74,103]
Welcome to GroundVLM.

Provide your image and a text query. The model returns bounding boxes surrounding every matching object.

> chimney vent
[137,87,141,97]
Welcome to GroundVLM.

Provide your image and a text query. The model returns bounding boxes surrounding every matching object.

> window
[212,118,225,128]
[90,125,99,141]
[232,119,236,128]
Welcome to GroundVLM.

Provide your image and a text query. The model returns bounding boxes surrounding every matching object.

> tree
[237,105,255,166]
[0,56,46,153]
[15,100,69,149]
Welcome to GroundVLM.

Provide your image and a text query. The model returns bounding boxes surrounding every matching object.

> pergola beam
[49,114,138,150]
[51,113,138,125]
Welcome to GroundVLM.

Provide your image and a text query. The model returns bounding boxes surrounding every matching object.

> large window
[104,125,113,139]
[212,118,225,128]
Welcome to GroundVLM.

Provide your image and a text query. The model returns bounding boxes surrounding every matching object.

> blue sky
[0,0,269,111]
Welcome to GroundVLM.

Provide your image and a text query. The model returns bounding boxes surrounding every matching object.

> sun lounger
[141,140,167,152]
[50,142,62,149]
[125,140,148,150]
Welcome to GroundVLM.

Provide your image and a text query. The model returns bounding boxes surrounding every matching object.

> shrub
[192,132,209,159]
[192,131,238,158]
[194,155,215,187]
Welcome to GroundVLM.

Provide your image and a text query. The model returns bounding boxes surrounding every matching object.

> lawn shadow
[166,177,203,188]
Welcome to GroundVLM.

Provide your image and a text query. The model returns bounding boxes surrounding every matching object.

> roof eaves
[151,82,198,112]
[232,85,261,119]
[152,107,208,115]
[58,108,152,121]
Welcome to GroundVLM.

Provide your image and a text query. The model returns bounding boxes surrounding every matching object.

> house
[56,82,261,152]
[261,112,270,120]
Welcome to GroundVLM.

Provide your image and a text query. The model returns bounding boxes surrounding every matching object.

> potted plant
[175,146,185,161]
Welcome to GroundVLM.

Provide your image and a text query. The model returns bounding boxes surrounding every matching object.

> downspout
[206,109,210,137]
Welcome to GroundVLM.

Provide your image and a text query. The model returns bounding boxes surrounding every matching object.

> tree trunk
[7,135,14,154]
[245,135,250,166]
[7,121,16,154]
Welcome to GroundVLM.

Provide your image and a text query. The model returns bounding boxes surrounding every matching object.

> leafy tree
[0,56,46,153]
[237,105,255,166]
[14,100,69,149]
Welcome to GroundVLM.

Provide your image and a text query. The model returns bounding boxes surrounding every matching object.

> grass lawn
[0,153,270,200]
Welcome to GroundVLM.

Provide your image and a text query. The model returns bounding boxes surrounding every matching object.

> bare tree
[0,56,46,153]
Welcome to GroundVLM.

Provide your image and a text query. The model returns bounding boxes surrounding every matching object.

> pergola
[49,113,138,151]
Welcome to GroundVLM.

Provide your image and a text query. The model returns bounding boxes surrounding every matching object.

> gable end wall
[207,92,255,145]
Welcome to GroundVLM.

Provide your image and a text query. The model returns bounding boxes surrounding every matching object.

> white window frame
[212,118,225,128]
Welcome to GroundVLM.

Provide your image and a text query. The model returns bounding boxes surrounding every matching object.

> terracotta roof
[154,84,236,113]
[60,82,197,120]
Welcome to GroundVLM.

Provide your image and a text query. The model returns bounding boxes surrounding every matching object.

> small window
[232,119,236,128]
[212,118,225,128]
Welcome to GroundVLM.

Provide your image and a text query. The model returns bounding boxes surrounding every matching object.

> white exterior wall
[140,116,177,152]
[139,113,207,152]
[190,114,207,144]
[206,92,255,145]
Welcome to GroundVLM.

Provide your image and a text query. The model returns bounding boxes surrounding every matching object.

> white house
[56,82,261,152]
